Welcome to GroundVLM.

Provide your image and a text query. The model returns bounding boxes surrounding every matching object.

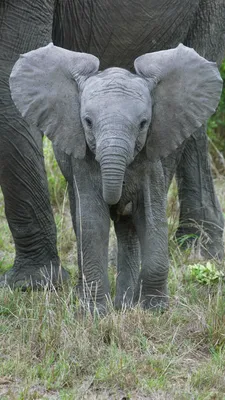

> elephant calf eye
[139,119,147,130]
[85,117,93,129]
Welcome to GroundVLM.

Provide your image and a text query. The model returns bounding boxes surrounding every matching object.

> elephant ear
[134,44,222,160]
[9,43,99,159]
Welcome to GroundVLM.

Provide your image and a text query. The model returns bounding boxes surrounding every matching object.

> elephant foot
[74,301,108,318]
[75,283,108,316]
[0,258,69,290]
[175,223,224,261]
[114,290,134,310]
[134,285,169,312]
[139,295,169,312]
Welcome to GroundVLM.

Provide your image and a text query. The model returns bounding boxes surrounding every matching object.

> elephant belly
[54,0,199,69]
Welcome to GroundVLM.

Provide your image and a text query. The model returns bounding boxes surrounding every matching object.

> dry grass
[0,139,225,399]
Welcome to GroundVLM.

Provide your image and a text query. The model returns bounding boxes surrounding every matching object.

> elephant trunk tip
[103,186,122,205]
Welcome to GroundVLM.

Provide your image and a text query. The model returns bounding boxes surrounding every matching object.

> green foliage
[188,262,224,285]
[208,60,225,153]
[43,138,67,209]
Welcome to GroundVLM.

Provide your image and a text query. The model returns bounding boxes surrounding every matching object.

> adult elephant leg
[71,157,111,314]
[176,126,224,259]
[176,0,225,259]
[0,1,69,288]
[161,146,184,193]
[0,90,68,288]
[113,215,140,309]
[133,161,169,311]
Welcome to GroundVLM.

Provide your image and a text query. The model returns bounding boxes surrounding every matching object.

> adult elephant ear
[9,43,100,159]
[134,44,222,160]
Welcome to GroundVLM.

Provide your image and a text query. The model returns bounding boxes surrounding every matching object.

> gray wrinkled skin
[9,43,222,312]
[53,0,225,262]
[0,1,225,309]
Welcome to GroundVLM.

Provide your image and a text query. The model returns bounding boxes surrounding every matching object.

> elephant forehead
[83,67,150,100]
[81,92,152,120]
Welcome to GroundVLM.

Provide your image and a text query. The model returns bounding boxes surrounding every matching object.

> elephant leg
[175,126,224,260]
[0,107,69,289]
[133,161,169,311]
[0,2,68,287]
[70,159,111,314]
[178,0,225,259]
[161,146,184,193]
[114,215,140,309]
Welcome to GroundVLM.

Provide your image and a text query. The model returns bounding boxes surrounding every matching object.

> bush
[208,60,225,154]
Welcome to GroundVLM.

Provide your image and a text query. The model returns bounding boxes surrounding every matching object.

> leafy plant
[188,262,224,285]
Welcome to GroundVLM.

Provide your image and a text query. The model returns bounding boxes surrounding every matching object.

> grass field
[0,139,225,399]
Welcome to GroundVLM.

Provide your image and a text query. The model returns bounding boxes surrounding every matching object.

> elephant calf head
[80,68,152,204]
[10,43,222,205]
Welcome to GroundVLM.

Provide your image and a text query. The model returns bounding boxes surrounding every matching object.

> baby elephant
[10,43,222,312]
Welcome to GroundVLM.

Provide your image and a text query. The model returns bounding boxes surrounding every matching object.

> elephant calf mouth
[109,201,132,222]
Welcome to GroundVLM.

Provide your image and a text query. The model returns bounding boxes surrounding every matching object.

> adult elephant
[0,1,224,297]
[53,0,225,260]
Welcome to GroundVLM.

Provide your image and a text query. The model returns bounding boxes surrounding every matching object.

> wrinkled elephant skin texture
[8,44,223,312]
[1,1,225,311]
[0,1,69,289]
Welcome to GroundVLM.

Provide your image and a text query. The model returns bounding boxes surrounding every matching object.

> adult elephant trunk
[97,138,132,205]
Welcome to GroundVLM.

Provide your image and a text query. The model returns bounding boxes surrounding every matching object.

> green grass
[0,138,225,399]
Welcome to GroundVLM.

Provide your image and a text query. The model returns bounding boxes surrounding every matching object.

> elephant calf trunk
[100,152,127,205]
